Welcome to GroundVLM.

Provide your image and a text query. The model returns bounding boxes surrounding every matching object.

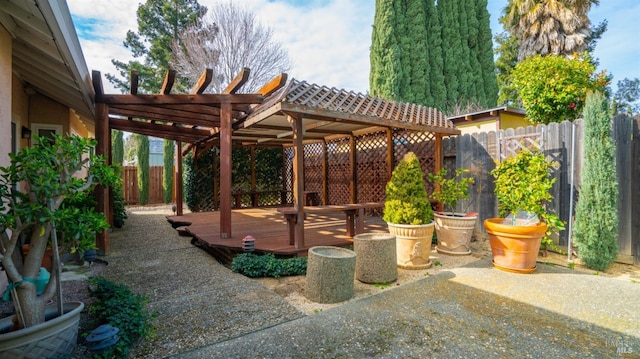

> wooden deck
[166,208,388,264]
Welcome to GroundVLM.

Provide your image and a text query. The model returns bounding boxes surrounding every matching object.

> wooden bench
[277,202,384,245]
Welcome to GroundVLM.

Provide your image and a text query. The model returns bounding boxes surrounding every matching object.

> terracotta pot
[434,212,477,255]
[387,222,434,270]
[21,245,53,272]
[484,218,547,274]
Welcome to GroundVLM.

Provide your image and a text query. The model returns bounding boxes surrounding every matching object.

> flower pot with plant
[484,149,564,273]
[428,168,477,255]
[0,135,118,357]
[383,152,434,269]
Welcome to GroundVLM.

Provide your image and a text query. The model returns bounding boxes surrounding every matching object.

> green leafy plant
[231,253,307,278]
[0,135,118,329]
[88,277,155,358]
[112,164,128,228]
[491,149,564,251]
[383,152,433,225]
[428,168,474,214]
[512,53,609,124]
[573,91,618,271]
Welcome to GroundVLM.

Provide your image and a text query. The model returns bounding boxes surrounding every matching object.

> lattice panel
[188,147,218,212]
[327,137,351,204]
[393,130,437,194]
[304,142,323,194]
[500,132,543,160]
[356,131,388,210]
[283,147,294,204]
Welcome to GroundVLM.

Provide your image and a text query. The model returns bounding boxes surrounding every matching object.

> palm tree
[502,0,598,61]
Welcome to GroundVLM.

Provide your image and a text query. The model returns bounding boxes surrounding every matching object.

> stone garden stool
[305,246,356,304]
[353,233,397,284]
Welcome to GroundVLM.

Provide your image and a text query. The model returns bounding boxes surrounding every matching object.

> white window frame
[31,123,63,140]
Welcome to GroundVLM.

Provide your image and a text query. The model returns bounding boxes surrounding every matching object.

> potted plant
[0,135,118,357]
[428,168,477,255]
[484,149,564,273]
[383,152,434,269]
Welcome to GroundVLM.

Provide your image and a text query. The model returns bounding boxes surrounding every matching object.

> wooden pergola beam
[256,73,288,96]
[130,71,139,95]
[109,107,222,127]
[223,67,250,94]
[99,93,263,105]
[191,69,213,94]
[161,70,176,94]
[109,119,211,143]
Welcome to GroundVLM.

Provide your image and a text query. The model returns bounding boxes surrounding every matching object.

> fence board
[614,115,634,263]
[122,166,166,205]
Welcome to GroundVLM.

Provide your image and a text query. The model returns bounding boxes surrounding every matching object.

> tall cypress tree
[573,92,618,271]
[136,134,150,205]
[402,0,429,104]
[476,0,498,107]
[112,130,124,166]
[426,2,446,107]
[370,0,402,100]
[370,0,497,112]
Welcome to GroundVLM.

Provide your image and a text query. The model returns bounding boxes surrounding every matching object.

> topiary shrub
[231,253,307,278]
[382,152,433,225]
[573,91,618,271]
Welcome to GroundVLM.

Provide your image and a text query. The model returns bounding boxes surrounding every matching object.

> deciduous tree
[171,1,290,93]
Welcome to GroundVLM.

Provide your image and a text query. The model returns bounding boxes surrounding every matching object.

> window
[31,124,63,142]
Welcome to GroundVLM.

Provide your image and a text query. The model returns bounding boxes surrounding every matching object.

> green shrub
[512,54,609,124]
[573,92,618,271]
[491,149,564,251]
[428,168,474,214]
[112,165,128,228]
[383,152,433,225]
[88,277,155,358]
[231,253,307,278]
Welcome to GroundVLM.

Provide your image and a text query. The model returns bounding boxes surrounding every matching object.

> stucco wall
[500,113,530,129]
[456,119,498,135]
[0,25,11,168]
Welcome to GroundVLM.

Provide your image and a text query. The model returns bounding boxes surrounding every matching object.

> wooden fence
[122,166,166,205]
[446,115,639,265]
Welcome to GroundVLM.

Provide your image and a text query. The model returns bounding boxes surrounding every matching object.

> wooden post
[175,141,183,216]
[220,102,232,238]
[349,135,356,203]
[434,134,443,212]
[288,114,305,248]
[322,140,328,205]
[386,128,394,180]
[250,146,257,207]
[95,102,110,254]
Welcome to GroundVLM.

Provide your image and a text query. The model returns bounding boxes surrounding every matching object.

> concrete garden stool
[353,233,397,284]
[305,246,356,304]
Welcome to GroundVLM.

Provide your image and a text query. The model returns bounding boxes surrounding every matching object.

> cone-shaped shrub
[573,91,618,271]
[383,152,433,225]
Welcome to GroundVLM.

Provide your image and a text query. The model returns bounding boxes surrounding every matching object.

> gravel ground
[5,204,637,358]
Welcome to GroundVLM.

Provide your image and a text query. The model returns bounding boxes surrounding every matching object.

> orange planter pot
[483,218,547,274]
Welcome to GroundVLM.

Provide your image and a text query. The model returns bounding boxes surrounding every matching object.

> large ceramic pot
[387,222,434,270]
[0,301,84,359]
[434,212,478,255]
[484,218,547,274]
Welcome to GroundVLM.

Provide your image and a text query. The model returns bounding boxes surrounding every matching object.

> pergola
[91,69,460,253]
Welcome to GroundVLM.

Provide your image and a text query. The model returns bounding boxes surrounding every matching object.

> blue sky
[69,0,638,95]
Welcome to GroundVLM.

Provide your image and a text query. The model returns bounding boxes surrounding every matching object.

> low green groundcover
[231,253,307,278]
